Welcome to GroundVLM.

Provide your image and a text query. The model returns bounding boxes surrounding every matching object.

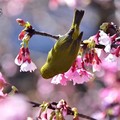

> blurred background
[0,0,120,119]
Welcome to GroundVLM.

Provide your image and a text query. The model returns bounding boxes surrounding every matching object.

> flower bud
[16,18,26,26]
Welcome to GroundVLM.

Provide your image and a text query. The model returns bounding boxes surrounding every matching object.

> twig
[33,30,59,40]
[29,101,40,107]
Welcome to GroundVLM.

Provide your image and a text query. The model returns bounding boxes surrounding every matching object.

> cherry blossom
[51,74,68,85]
[20,60,37,72]
[56,99,68,117]
[15,47,37,72]
[67,68,93,85]
[15,19,37,72]
[98,30,111,53]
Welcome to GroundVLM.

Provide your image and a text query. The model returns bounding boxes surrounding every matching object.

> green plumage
[40,9,84,79]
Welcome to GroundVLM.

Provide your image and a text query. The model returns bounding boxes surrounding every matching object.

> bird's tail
[71,9,84,28]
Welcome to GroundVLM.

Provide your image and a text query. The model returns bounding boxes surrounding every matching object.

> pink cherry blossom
[65,67,80,81]
[72,69,94,85]
[52,67,94,85]
[51,74,68,86]
[56,99,68,117]
[15,47,37,72]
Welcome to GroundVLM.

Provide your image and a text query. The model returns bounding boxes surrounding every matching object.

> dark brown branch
[29,101,40,107]
[78,113,97,120]
[29,101,97,120]
[67,107,97,120]
[33,30,59,40]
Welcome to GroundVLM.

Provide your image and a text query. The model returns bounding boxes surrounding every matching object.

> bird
[40,9,84,79]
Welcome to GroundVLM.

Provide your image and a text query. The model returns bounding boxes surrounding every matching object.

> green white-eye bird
[40,9,84,79]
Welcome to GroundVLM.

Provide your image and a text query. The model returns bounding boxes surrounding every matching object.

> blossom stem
[29,101,97,120]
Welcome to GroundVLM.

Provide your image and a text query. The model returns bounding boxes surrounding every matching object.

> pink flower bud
[16,18,26,26]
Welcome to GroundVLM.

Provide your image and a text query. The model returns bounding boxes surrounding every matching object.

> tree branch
[27,28,120,50]
[33,30,59,40]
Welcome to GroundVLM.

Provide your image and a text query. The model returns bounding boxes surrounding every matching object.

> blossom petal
[20,61,37,72]
[51,74,68,85]
[14,55,23,66]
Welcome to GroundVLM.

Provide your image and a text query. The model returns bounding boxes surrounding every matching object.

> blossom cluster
[15,19,37,72]
[38,99,79,120]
